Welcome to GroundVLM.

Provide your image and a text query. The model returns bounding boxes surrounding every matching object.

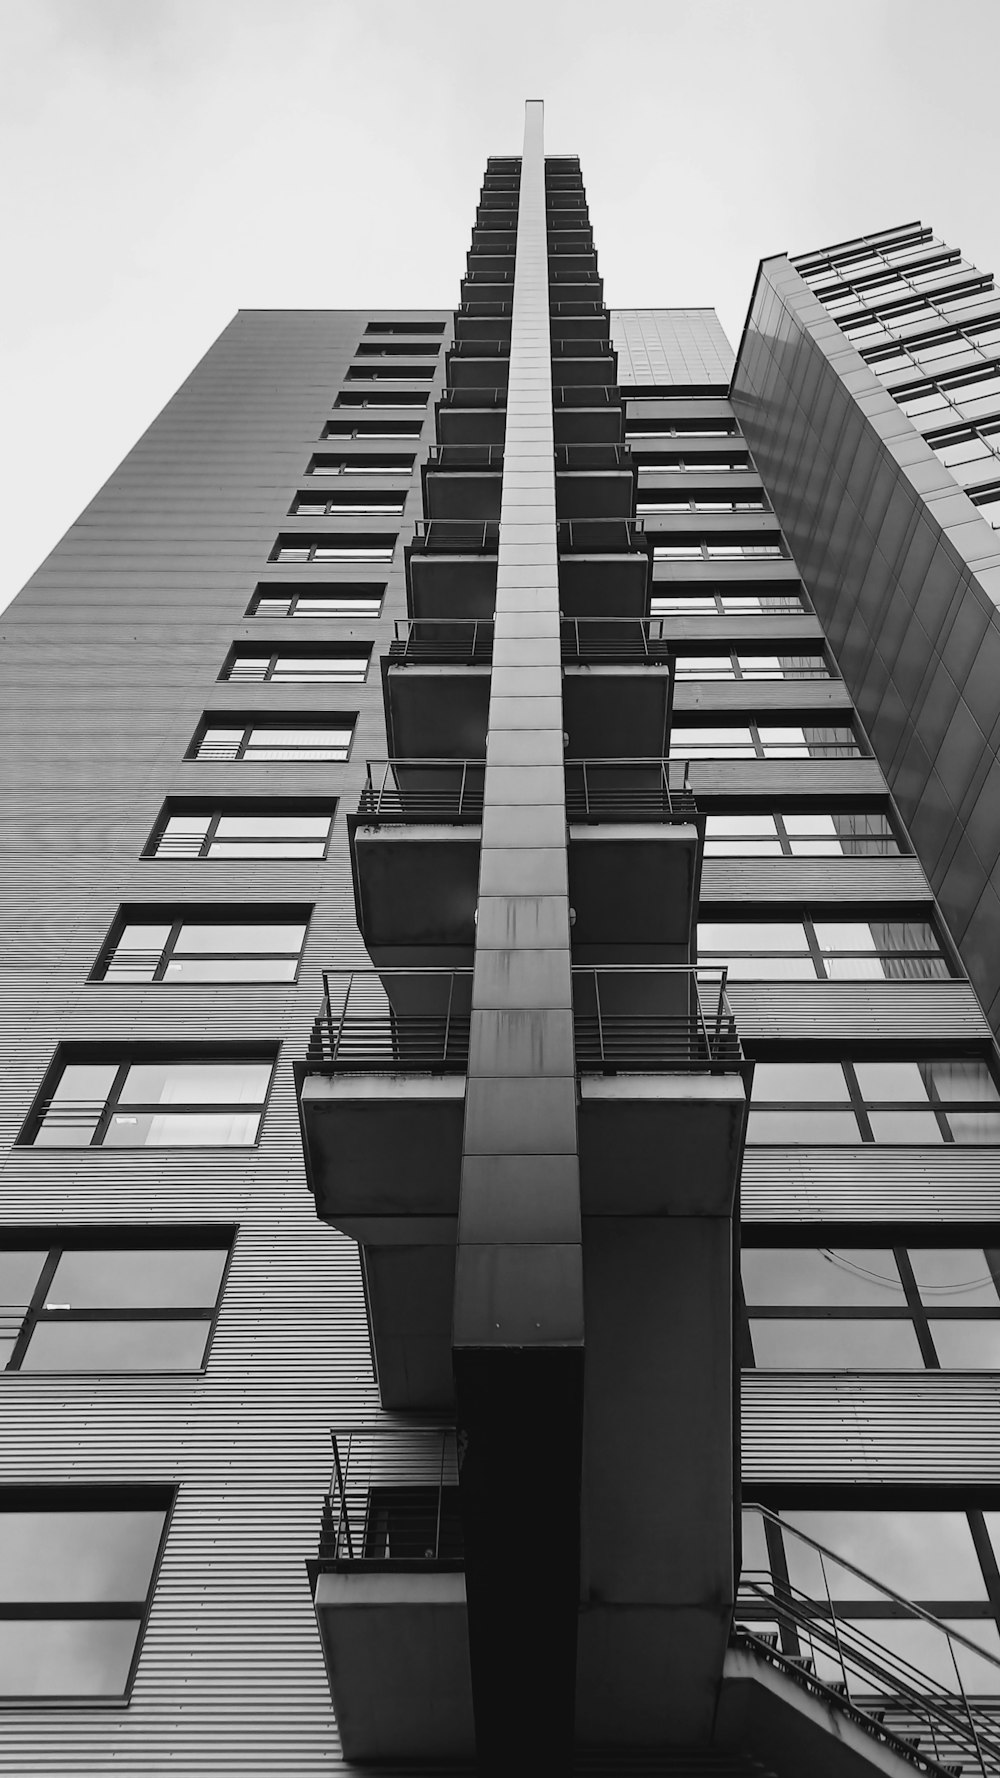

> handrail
[738,1504,1000,1776]
[353,758,696,827]
[387,617,672,666]
[318,1425,462,1569]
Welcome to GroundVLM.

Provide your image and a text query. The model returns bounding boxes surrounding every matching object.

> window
[635,455,751,473]
[355,341,441,357]
[290,492,405,518]
[970,485,1000,526]
[746,1054,1000,1145]
[742,1242,1000,1372]
[674,652,830,681]
[305,454,414,476]
[270,534,395,564]
[189,720,353,762]
[247,586,383,620]
[344,365,435,383]
[652,591,805,617]
[625,422,737,439]
[704,811,901,857]
[698,914,952,980]
[24,1051,275,1148]
[364,321,446,336]
[928,422,1000,489]
[672,721,862,760]
[654,539,784,561]
[639,498,767,515]
[0,1487,171,1698]
[334,393,428,411]
[222,647,369,683]
[94,909,309,983]
[146,802,335,860]
[322,420,423,440]
[0,1230,231,1371]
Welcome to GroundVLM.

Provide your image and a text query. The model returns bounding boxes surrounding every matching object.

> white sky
[3,0,1000,615]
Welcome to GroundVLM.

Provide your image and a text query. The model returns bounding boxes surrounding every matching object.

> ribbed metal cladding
[728,981,991,1041]
[742,1373,1000,1482]
[742,1148,1000,1222]
[453,103,583,1774]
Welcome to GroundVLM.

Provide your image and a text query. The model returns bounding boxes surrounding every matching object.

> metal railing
[565,758,696,822]
[318,1426,463,1568]
[556,518,648,552]
[306,967,743,1077]
[353,759,695,827]
[356,759,485,824]
[386,617,672,666]
[554,444,633,470]
[408,519,500,554]
[425,445,504,471]
[435,386,507,409]
[737,1504,1000,1776]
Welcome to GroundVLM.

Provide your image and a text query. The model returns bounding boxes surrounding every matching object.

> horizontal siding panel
[674,680,851,714]
[701,857,930,900]
[742,1372,1000,1482]
[741,1146,1000,1221]
[728,980,991,1041]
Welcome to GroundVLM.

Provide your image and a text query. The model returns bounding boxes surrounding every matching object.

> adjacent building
[2,103,1000,1776]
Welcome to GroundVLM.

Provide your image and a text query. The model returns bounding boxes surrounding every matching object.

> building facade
[2,103,1000,1775]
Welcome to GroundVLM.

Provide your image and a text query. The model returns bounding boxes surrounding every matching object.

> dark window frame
[186,716,355,764]
[245,583,385,619]
[144,798,338,862]
[20,1044,279,1151]
[745,1046,1000,1145]
[697,905,955,980]
[90,904,312,985]
[219,645,371,685]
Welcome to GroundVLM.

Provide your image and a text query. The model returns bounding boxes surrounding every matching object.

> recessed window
[270,534,395,565]
[23,1051,275,1148]
[146,802,335,860]
[704,810,901,856]
[639,498,767,515]
[0,1487,172,1698]
[698,914,952,980]
[306,454,414,477]
[671,721,862,760]
[247,585,383,619]
[746,1054,1000,1145]
[221,646,369,683]
[94,908,310,983]
[344,365,435,383]
[652,591,805,616]
[364,321,446,336]
[189,720,353,762]
[743,1242,1000,1371]
[332,394,428,411]
[654,539,785,561]
[322,420,424,441]
[0,1230,231,1372]
[289,491,406,518]
[674,651,830,681]
[355,340,441,357]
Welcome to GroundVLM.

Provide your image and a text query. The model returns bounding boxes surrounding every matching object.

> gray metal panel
[674,682,850,716]
[610,310,734,388]
[742,1373,1000,1483]
[700,859,931,902]
[742,1147,1000,1222]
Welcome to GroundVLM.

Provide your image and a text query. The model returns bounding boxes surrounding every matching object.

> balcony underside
[383,663,672,759]
[406,550,649,619]
[348,822,700,966]
[422,469,634,523]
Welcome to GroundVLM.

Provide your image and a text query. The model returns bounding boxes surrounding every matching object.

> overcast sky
[3,0,1000,615]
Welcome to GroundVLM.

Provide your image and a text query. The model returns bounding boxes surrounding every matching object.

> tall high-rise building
[2,101,1000,1777]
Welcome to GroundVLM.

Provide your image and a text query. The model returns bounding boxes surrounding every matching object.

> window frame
[0,1227,234,1375]
[245,584,385,620]
[90,905,312,986]
[20,1045,279,1151]
[269,533,396,565]
[187,716,355,764]
[697,906,955,981]
[745,1047,1000,1146]
[219,646,371,685]
[144,800,337,861]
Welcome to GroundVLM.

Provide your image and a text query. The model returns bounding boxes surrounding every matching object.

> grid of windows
[672,721,862,759]
[674,653,830,681]
[896,363,1000,425]
[704,812,901,857]
[95,913,309,983]
[190,723,353,763]
[271,537,395,564]
[148,805,335,860]
[0,1488,172,1698]
[924,419,1000,491]
[746,1055,1000,1145]
[25,1053,275,1148]
[863,316,1000,384]
[652,591,805,617]
[742,1244,1000,1371]
[697,914,951,980]
[0,1232,231,1372]
[222,649,369,683]
[247,588,383,619]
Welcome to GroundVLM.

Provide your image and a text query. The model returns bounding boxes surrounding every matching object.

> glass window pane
[868,1111,944,1144]
[119,1062,271,1106]
[910,1248,1000,1305]
[50,1064,118,1103]
[706,815,778,836]
[49,1248,227,1308]
[929,1321,1000,1369]
[174,924,305,955]
[781,1511,986,1602]
[0,1251,47,1306]
[823,956,887,981]
[720,956,818,979]
[23,1321,210,1371]
[749,1319,923,1367]
[0,1510,164,1602]
[752,1062,850,1100]
[926,1059,1000,1102]
[105,1110,261,1146]
[214,816,331,838]
[854,1061,930,1101]
[742,1248,902,1306]
[945,1109,1000,1143]
[747,1110,860,1143]
[698,923,808,952]
[164,957,298,982]
[814,923,878,952]
[0,1619,139,1697]
[114,925,173,955]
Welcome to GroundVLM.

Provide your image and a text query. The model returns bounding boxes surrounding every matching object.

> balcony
[435,385,506,449]
[405,519,499,619]
[553,385,623,446]
[555,443,635,518]
[346,758,701,966]
[382,617,673,759]
[310,1425,474,1761]
[422,445,503,522]
[558,518,652,618]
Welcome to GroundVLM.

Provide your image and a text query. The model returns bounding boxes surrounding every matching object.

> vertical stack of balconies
[297,105,750,1771]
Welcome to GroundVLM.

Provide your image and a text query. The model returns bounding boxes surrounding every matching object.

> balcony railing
[354,759,695,826]
[436,387,507,410]
[408,520,500,555]
[386,617,672,666]
[317,1426,463,1570]
[307,967,742,1076]
[556,518,649,554]
[425,445,504,472]
[737,1504,1000,1777]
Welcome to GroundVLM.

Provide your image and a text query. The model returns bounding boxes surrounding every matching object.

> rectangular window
[0,1487,172,1698]
[697,915,951,981]
[247,585,383,619]
[344,365,435,383]
[742,1242,1000,1372]
[322,420,424,440]
[146,802,335,860]
[189,721,353,762]
[0,1230,231,1372]
[24,1051,275,1148]
[638,498,767,515]
[671,721,861,760]
[94,909,309,983]
[746,1054,1000,1145]
[305,454,415,477]
[653,540,785,561]
[363,321,446,336]
[652,591,805,617]
[703,810,900,857]
[289,492,405,518]
[221,647,369,683]
[270,534,395,564]
[674,652,830,681]
[354,340,441,356]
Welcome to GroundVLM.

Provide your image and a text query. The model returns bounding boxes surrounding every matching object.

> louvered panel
[0,306,455,1774]
[742,1373,1000,1482]
[741,1147,1000,1221]
[659,615,823,645]
[701,857,930,900]
[728,980,990,1041]
[674,680,852,714]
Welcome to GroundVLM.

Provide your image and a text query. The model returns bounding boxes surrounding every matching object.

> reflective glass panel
[910,1249,1000,1306]
[929,1322,1000,1369]
[742,1248,903,1306]
[747,1110,860,1143]
[751,1062,850,1100]
[23,1321,210,1371]
[0,1620,139,1697]
[49,1247,227,1308]
[0,1510,164,1602]
[782,1511,986,1601]
[118,1062,271,1105]
[0,1251,46,1306]
[749,1319,923,1367]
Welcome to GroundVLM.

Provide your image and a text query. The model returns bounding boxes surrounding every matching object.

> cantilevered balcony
[435,386,507,449]
[346,758,701,966]
[558,518,652,617]
[382,616,672,759]
[422,446,503,521]
[310,1425,474,1762]
[555,443,635,517]
[405,519,499,618]
[553,386,623,445]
